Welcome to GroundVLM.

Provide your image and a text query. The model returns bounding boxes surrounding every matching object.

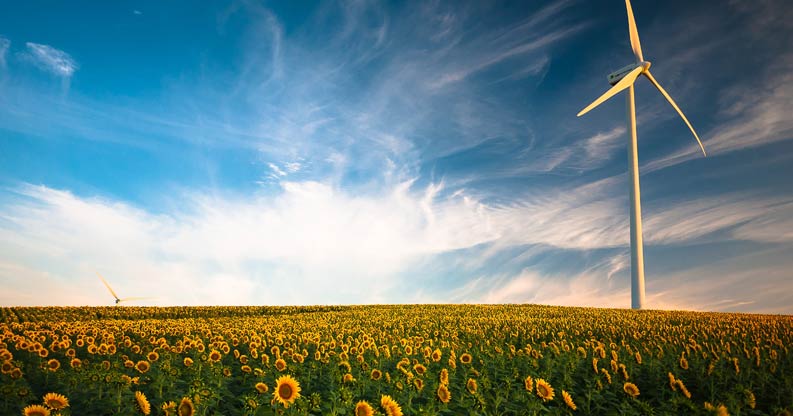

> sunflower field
[1,305,791,415]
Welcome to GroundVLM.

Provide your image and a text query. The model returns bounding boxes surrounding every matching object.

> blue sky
[1,0,791,312]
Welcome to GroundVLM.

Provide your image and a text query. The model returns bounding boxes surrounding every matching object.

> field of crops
[1,305,791,415]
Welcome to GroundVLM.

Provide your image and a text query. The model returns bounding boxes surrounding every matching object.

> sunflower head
[536,378,555,402]
[23,404,50,416]
[161,401,176,416]
[135,360,151,374]
[46,359,60,371]
[255,382,268,394]
[623,382,640,398]
[437,384,451,404]
[466,378,478,394]
[178,397,195,416]
[135,391,151,415]
[562,390,577,411]
[439,368,449,385]
[42,392,69,410]
[273,375,301,408]
[354,400,374,416]
[460,353,472,364]
[380,395,403,416]
[524,375,534,392]
[370,369,382,380]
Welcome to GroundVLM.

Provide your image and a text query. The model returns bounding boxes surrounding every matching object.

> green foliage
[0,305,791,415]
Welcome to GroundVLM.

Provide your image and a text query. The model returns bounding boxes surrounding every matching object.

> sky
[1,0,791,312]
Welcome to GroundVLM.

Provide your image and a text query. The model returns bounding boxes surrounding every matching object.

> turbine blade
[118,297,155,302]
[577,66,643,117]
[643,70,707,156]
[625,0,644,62]
[96,272,120,301]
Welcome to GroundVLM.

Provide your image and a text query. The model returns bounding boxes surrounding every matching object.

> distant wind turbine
[577,0,706,309]
[97,271,153,306]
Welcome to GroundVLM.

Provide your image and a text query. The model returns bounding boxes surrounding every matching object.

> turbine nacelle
[608,61,651,86]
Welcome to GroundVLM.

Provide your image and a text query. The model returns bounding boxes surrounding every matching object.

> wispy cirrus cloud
[21,42,78,77]
[0,36,9,68]
[645,53,793,172]
[450,242,793,313]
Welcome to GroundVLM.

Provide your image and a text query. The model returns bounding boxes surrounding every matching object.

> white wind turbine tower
[577,0,706,309]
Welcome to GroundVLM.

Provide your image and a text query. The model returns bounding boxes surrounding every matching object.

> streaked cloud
[21,42,78,77]
[645,53,793,172]
[0,36,9,67]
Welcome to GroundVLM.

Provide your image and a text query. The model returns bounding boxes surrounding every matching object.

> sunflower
[135,391,151,415]
[273,375,301,408]
[46,359,60,371]
[23,404,50,416]
[380,395,403,416]
[668,372,677,391]
[255,382,268,394]
[42,392,69,410]
[343,373,355,383]
[413,378,424,391]
[183,357,194,367]
[432,348,442,362]
[413,363,426,375]
[524,375,534,392]
[161,401,176,416]
[437,384,451,404]
[148,351,160,362]
[600,368,612,384]
[136,360,151,374]
[439,368,449,386]
[536,379,554,402]
[592,358,599,374]
[274,358,287,372]
[354,400,374,416]
[1,361,13,373]
[70,358,82,368]
[178,397,195,416]
[466,378,478,394]
[460,353,472,365]
[704,402,730,416]
[675,379,691,399]
[562,390,577,411]
[744,389,756,409]
[370,369,382,380]
[623,382,640,398]
[208,350,221,363]
[241,365,252,373]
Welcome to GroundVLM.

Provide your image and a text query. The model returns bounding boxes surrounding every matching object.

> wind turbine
[97,271,152,306]
[577,0,706,309]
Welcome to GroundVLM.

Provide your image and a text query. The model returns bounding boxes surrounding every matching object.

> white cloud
[644,56,793,173]
[0,37,9,67]
[0,182,497,306]
[452,244,793,314]
[22,42,78,77]
[2,180,791,309]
